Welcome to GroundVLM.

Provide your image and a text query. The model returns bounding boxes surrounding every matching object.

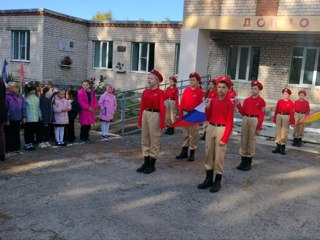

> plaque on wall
[59,39,75,52]
[117,46,126,52]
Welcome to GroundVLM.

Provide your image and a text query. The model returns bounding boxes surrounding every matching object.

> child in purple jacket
[5,82,26,152]
[98,85,117,138]
[52,89,71,146]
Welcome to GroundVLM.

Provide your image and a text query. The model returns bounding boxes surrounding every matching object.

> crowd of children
[0,78,117,158]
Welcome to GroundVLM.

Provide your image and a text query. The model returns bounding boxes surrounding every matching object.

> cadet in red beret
[137,69,166,174]
[236,80,266,171]
[272,88,295,155]
[164,76,179,135]
[176,72,204,161]
[197,76,234,193]
[292,89,310,147]
[201,78,217,141]
[227,79,237,105]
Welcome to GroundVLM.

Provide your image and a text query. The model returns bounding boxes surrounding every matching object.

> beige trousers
[293,112,306,139]
[164,99,177,126]
[275,114,290,145]
[240,116,258,157]
[204,124,227,175]
[141,111,161,159]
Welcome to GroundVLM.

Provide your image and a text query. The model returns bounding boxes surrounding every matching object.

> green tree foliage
[92,11,113,21]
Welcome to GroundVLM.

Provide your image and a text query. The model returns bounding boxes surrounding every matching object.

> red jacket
[294,99,310,115]
[179,87,204,118]
[236,96,266,131]
[273,99,295,125]
[165,86,179,108]
[206,97,234,144]
[138,87,166,129]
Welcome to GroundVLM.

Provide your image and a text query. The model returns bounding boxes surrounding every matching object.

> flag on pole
[1,59,8,86]
[295,112,320,125]
[20,61,24,88]
[169,102,207,128]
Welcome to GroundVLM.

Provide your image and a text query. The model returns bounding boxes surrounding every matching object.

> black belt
[166,98,176,100]
[145,108,160,112]
[296,111,306,114]
[209,123,226,127]
[279,112,289,115]
[245,114,259,118]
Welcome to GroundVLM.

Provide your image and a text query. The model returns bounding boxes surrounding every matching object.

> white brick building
[0,9,181,91]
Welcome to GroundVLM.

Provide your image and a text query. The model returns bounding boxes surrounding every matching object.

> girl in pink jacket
[98,85,117,138]
[78,80,98,142]
[53,89,71,146]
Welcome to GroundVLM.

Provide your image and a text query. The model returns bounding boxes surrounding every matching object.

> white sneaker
[39,142,47,149]
[45,142,52,147]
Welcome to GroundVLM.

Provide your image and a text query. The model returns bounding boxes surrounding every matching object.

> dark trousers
[0,123,5,157]
[65,118,75,142]
[4,120,21,151]
[40,123,51,142]
[80,125,91,141]
[24,122,39,145]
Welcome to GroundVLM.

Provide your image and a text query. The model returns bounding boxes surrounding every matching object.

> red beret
[298,89,306,96]
[150,69,163,82]
[215,75,231,87]
[189,72,201,83]
[169,76,177,83]
[251,80,263,90]
[282,88,292,95]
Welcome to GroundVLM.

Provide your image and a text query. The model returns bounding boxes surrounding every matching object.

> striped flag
[169,102,207,128]
[295,112,320,125]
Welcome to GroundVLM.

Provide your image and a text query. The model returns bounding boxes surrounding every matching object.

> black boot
[296,138,302,147]
[280,145,286,155]
[292,138,298,146]
[164,128,171,135]
[236,156,246,170]
[188,150,195,161]
[136,156,150,173]
[197,170,213,189]
[200,132,206,141]
[210,174,222,193]
[241,157,252,171]
[143,157,156,174]
[176,147,188,159]
[272,143,281,153]
[168,128,174,135]
[0,155,5,162]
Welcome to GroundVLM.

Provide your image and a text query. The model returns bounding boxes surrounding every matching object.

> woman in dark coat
[0,76,7,161]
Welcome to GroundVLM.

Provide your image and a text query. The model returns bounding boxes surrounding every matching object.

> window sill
[92,67,113,71]
[288,84,320,89]
[130,71,150,74]
[10,59,30,63]
[60,64,73,69]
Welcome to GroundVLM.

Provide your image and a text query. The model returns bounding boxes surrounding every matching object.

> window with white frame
[174,43,180,75]
[227,46,260,81]
[11,31,30,61]
[93,41,113,69]
[289,47,320,86]
[131,42,154,72]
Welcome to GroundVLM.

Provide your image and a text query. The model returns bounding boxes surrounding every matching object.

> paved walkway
[1,128,320,240]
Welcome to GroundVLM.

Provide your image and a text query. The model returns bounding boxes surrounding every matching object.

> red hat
[215,75,231,88]
[169,76,177,83]
[251,80,263,90]
[189,72,201,83]
[298,89,306,96]
[282,88,292,95]
[150,69,163,82]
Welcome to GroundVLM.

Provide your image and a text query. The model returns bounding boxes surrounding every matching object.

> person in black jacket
[39,87,53,148]
[65,89,81,143]
[0,76,7,161]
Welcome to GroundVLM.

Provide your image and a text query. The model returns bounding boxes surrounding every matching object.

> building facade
[0,9,181,91]
[181,0,320,104]
[1,2,320,105]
